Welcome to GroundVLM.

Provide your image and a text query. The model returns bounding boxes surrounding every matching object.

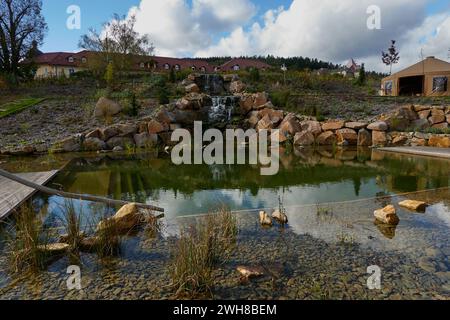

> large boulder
[279,115,301,136]
[258,108,284,126]
[239,94,255,114]
[97,203,142,233]
[411,118,430,130]
[148,120,167,134]
[398,200,428,212]
[247,111,260,128]
[106,136,135,149]
[428,135,450,148]
[185,83,200,94]
[321,120,345,131]
[155,108,175,125]
[372,131,387,147]
[253,92,268,109]
[294,131,315,146]
[374,205,399,225]
[94,97,122,118]
[357,129,372,146]
[177,93,211,110]
[230,80,246,94]
[345,122,367,130]
[429,108,446,124]
[316,131,336,145]
[383,107,414,131]
[431,122,449,130]
[100,126,120,141]
[83,137,107,151]
[116,123,137,136]
[418,110,431,119]
[336,128,358,145]
[367,121,388,131]
[414,105,431,112]
[134,132,158,148]
[300,120,322,136]
[57,135,83,152]
[86,129,101,139]
[256,115,274,131]
[391,134,408,146]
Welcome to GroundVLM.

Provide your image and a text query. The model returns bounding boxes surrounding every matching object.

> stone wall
[1,74,449,156]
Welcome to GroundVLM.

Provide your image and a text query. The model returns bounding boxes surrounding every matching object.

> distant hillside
[200,55,339,71]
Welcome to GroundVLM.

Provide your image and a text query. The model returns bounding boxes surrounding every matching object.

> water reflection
[46,147,450,218]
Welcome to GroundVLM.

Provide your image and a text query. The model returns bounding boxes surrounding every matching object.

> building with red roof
[31,51,271,78]
[217,58,271,72]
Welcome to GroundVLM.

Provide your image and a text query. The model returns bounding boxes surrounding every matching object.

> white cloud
[196,0,450,72]
[121,0,255,57]
[118,0,450,71]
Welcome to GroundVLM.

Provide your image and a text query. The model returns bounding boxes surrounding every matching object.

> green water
[42,147,450,218]
[0,147,449,299]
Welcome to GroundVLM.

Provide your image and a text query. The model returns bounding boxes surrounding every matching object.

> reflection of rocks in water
[374,219,397,239]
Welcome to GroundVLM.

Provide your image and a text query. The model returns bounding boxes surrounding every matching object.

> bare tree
[0,0,47,82]
[382,40,400,75]
[79,14,154,75]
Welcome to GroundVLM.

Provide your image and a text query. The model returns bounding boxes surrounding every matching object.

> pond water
[0,147,449,300]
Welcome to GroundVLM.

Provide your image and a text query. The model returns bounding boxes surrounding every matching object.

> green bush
[270,89,291,109]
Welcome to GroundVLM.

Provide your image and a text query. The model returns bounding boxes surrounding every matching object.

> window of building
[233,65,240,71]
[69,69,75,75]
[175,64,180,71]
[384,81,393,95]
[68,56,74,63]
[432,76,448,93]
[81,57,87,63]
[200,66,206,72]
[164,63,170,70]
[140,62,145,68]
[191,66,196,71]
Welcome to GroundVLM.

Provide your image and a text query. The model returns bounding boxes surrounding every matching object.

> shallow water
[0,147,449,299]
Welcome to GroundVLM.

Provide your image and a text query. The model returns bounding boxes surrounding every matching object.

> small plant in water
[4,204,52,274]
[336,231,356,246]
[169,207,238,298]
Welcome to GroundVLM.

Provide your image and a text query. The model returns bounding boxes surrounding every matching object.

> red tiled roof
[135,55,214,72]
[32,51,271,73]
[32,51,90,67]
[219,58,271,71]
[33,51,214,72]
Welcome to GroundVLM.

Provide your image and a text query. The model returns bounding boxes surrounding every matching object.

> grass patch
[4,204,53,274]
[169,207,238,298]
[0,98,45,118]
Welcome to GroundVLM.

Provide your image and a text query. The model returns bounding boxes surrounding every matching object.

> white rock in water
[37,243,70,254]
[259,211,272,226]
[272,209,288,224]
[237,266,264,278]
[398,200,428,212]
[374,205,399,225]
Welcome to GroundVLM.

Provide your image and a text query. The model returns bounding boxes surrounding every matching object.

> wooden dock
[0,170,59,220]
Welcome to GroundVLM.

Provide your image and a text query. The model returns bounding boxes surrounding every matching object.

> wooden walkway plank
[0,170,59,220]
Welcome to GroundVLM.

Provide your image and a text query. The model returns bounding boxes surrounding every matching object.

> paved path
[0,170,58,220]
[377,146,450,159]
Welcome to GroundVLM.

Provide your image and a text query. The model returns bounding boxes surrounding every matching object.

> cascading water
[208,96,239,126]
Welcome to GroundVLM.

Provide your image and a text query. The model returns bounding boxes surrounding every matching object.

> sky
[41,0,450,72]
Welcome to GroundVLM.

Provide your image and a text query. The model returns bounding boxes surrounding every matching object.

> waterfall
[208,96,238,125]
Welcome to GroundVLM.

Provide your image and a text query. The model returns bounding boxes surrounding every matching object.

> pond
[0,147,449,300]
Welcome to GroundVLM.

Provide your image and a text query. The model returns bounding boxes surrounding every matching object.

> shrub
[104,61,116,90]
[169,207,237,298]
[4,204,52,274]
[270,89,291,109]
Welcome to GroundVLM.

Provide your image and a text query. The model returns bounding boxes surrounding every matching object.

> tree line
[201,55,339,71]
